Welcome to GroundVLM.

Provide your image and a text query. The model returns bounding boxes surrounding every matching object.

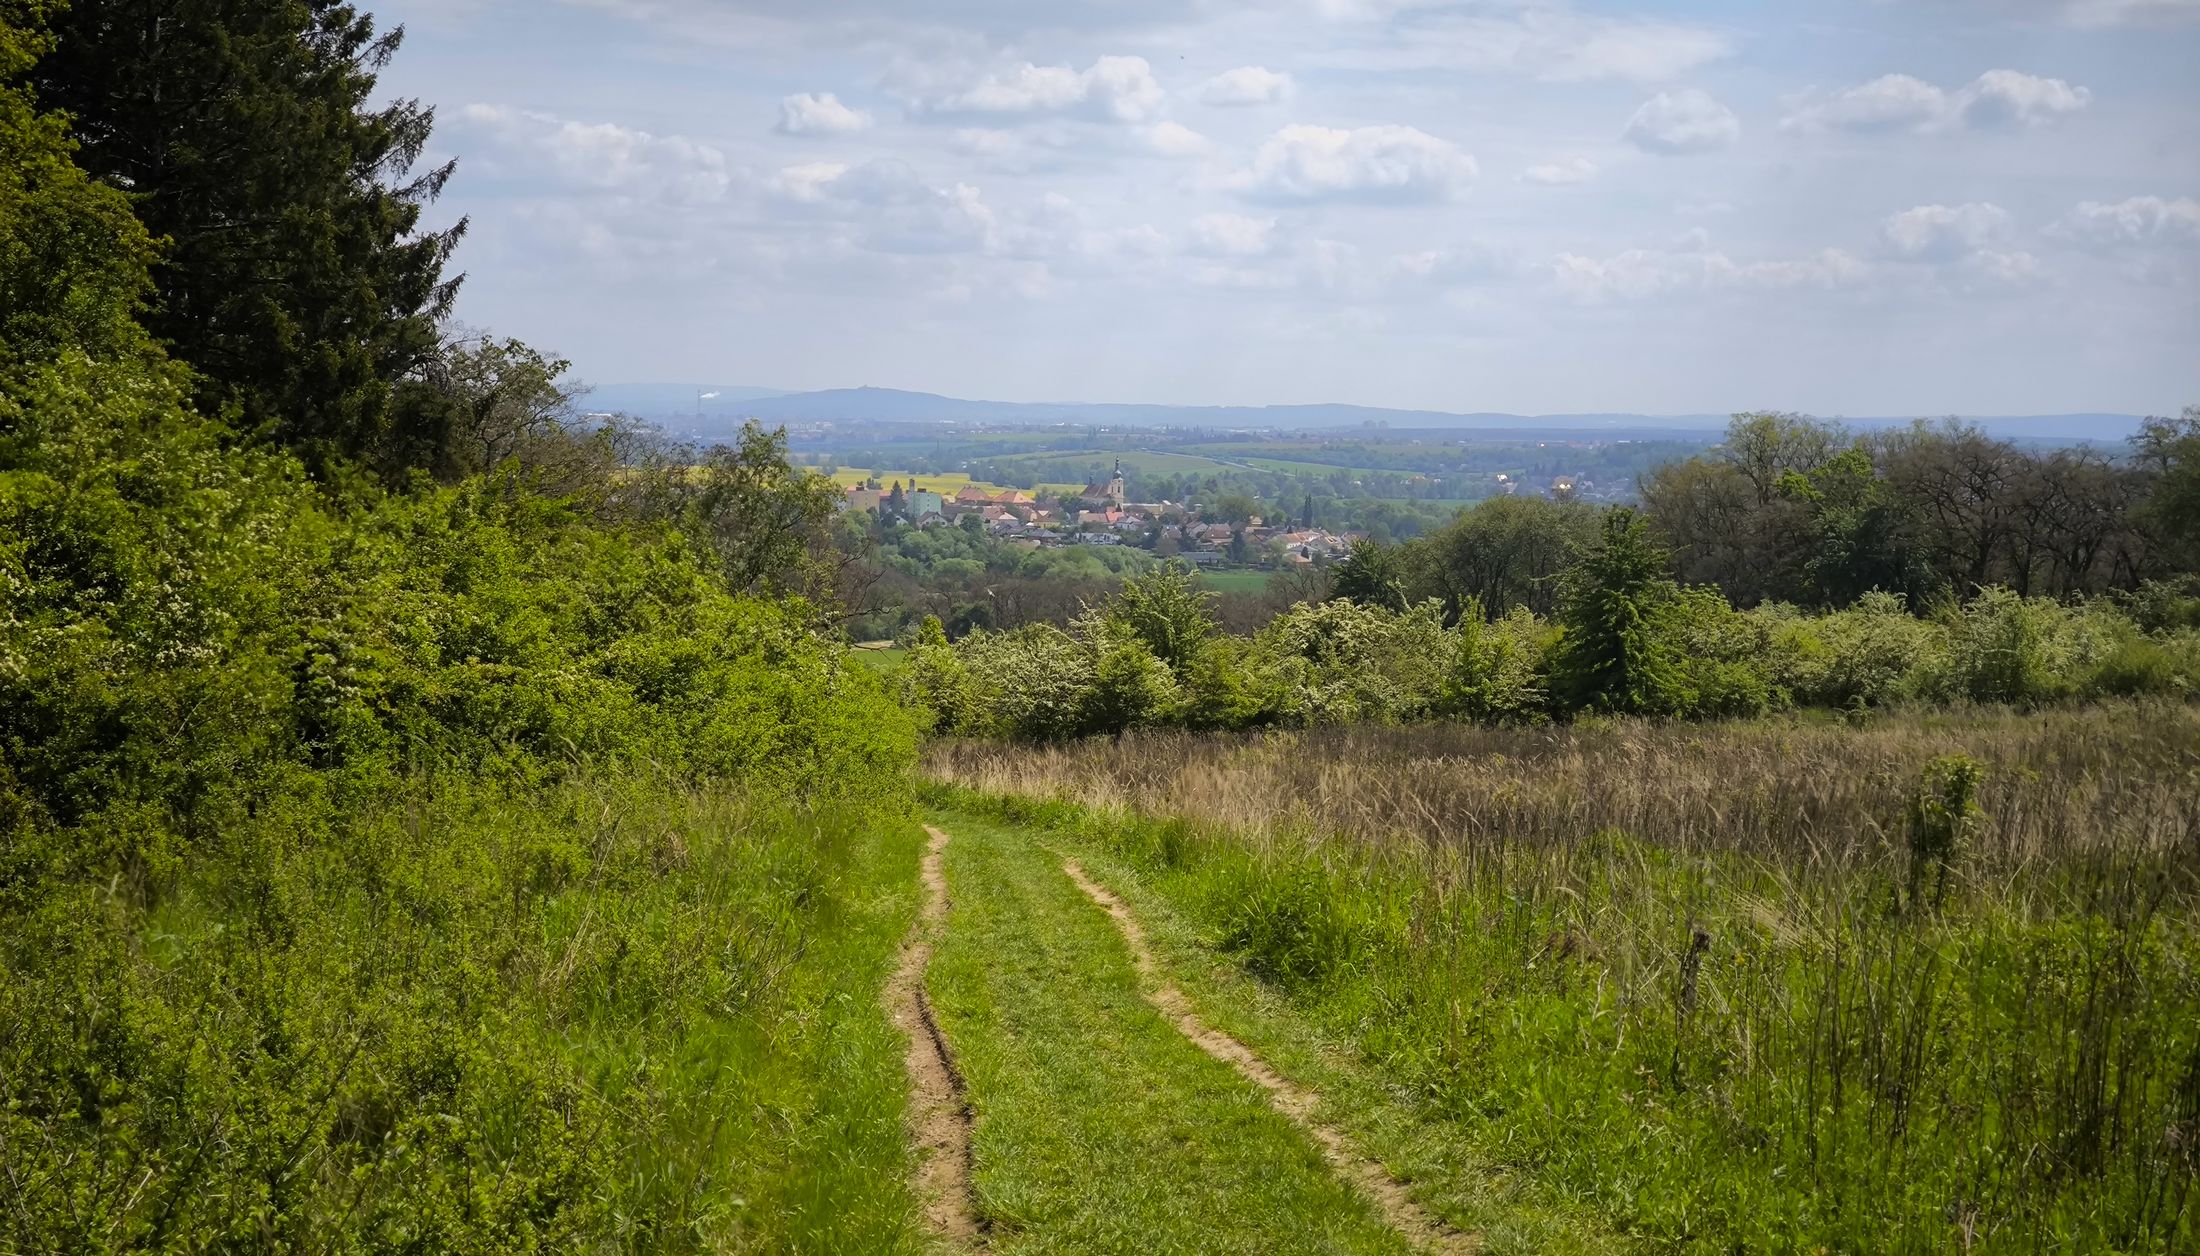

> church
[1079,459,1127,509]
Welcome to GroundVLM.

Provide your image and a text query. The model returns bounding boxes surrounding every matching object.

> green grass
[925,813,1413,1255]
[1237,456,1392,476]
[3,781,932,1253]
[854,644,910,672]
[1198,569,1275,596]
[926,722,2200,1256]
[994,450,1242,478]
[1052,840,1624,1256]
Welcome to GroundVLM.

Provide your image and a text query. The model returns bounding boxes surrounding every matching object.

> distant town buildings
[835,462,1362,569]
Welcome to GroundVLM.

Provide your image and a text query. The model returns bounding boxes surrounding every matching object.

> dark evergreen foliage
[35,0,465,473]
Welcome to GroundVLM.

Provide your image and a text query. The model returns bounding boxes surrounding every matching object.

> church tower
[1083,458,1129,508]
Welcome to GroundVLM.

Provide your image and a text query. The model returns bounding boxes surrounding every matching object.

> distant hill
[588,384,2146,443]
[581,383,789,427]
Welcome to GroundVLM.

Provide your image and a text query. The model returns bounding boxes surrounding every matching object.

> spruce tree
[34,0,465,473]
[1551,507,1689,716]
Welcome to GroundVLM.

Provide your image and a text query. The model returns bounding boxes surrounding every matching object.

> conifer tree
[1331,538,1409,612]
[1551,507,1689,716]
[34,0,465,473]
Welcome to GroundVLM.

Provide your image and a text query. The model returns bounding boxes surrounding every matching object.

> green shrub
[1906,753,1984,911]
[1936,587,2083,705]
[1252,597,1452,725]
[1439,600,1552,723]
[956,622,1095,739]
[1670,586,1779,717]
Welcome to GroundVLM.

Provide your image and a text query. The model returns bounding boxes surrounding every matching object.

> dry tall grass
[927,702,2200,875]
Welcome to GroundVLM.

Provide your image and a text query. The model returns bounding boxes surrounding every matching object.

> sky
[373,0,2200,418]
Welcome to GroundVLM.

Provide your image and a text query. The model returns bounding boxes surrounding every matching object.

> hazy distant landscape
[591,382,2150,443]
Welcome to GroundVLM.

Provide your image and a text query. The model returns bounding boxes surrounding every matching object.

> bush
[1796,589,1940,707]
[957,623,1095,739]
[1934,587,2111,707]
[1670,586,1778,717]
[1252,597,1452,726]
[1439,600,1551,723]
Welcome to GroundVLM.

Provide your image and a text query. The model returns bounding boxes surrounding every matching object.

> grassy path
[923,814,1416,1254]
[1059,859,1474,1254]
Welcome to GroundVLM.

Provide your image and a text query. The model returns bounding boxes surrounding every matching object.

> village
[838,459,1364,569]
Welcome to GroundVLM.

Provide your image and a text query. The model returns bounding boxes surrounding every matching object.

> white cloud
[1553,243,1866,300]
[1518,15,1735,83]
[1963,249,2044,284]
[1621,89,1740,155]
[1749,249,1871,289]
[918,55,1165,125]
[2048,196,2200,249]
[1236,124,1477,204]
[1201,65,1294,106]
[1955,70,2092,128]
[1521,156,1597,185]
[768,158,997,255]
[1313,7,1733,84]
[1782,74,1948,133]
[1386,244,1518,286]
[457,103,734,201]
[1188,212,1278,258]
[1144,121,1215,158]
[775,91,872,136]
[768,160,851,203]
[1188,235,1370,297]
[1786,70,2091,134]
[945,126,1079,173]
[1879,202,2014,261]
[1082,224,1172,260]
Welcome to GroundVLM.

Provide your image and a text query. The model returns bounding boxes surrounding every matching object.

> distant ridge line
[583,383,2146,442]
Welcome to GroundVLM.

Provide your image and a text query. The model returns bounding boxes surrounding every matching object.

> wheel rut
[889,824,982,1245]
[1062,858,1478,1256]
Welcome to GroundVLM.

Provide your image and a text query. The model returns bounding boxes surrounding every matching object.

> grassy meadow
[1198,568,1278,596]
[923,702,2200,1253]
[823,468,1087,497]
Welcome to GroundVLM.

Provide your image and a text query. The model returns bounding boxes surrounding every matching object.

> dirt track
[887,825,981,1244]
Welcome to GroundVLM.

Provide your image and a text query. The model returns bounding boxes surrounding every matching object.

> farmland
[793,421,1706,511]
[823,467,1088,497]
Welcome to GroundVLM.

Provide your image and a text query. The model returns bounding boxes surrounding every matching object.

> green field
[922,706,2200,1253]
[853,643,910,671]
[1198,569,1275,595]
[823,468,1086,496]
